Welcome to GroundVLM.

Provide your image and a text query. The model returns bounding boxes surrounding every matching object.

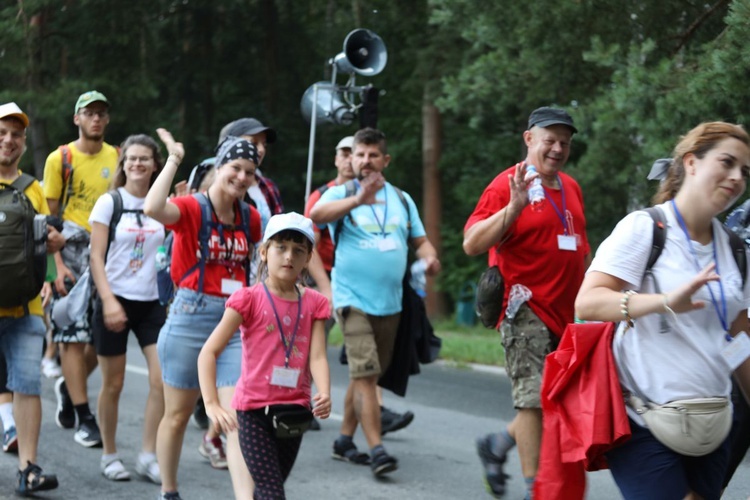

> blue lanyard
[670,200,730,337]
[262,282,302,367]
[367,184,388,238]
[542,176,569,234]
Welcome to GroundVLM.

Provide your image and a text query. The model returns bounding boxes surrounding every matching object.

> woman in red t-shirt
[144,129,261,500]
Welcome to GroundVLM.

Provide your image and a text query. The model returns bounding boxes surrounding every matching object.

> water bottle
[155,246,168,272]
[525,164,545,213]
[409,259,427,298]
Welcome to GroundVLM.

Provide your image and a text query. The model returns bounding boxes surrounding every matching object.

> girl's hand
[103,296,128,333]
[156,128,185,161]
[312,392,331,419]
[205,401,237,433]
[665,263,721,313]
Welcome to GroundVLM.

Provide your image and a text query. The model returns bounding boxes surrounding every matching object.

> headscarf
[214,135,258,167]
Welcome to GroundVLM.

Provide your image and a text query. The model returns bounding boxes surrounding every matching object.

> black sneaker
[192,397,209,430]
[380,406,414,436]
[74,415,102,448]
[54,378,75,429]
[476,434,509,498]
[370,449,398,477]
[309,417,321,431]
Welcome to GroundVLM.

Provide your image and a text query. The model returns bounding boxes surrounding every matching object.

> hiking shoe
[158,491,183,500]
[3,426,18,453]
[41,358,62,379]
[135,454,162,484]
[192,398,209,430]
[370,449,398,476]
[198,433,228,469]
[476,434,510,498]
[332,439,370,465]
[54,377,76,429]
[16,461,58,496]
[381,406,415,436]
[74,415,102,448]
[101,457,131,481]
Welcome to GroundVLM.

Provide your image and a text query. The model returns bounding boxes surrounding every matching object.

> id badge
[557,235,577,251]
[270,366,301,388]
[378,238,398,252]
[721,331,750,371]
[221,278,243,296]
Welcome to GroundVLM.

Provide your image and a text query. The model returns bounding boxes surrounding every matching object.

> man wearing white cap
[0,102,61,495]
[42,90,119,448]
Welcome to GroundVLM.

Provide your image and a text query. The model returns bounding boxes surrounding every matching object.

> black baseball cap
[527,107,577,134]
[217,118,277,145]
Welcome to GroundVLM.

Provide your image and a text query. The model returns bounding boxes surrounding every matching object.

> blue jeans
[0,315,45,395]
[157,289,241,390]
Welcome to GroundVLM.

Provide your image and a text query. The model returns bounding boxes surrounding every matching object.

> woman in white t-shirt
[575,122,750,500]
[89,134,166,484]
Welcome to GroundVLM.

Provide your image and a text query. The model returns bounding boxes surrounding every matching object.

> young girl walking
[198,212,331,499]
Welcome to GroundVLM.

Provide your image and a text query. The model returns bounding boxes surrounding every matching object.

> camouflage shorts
[500,304,558,409]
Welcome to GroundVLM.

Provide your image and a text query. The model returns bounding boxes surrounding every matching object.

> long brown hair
[652,122,749,204]
[111,134,164,190]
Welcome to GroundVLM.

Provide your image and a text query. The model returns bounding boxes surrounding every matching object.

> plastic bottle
[155,246,168,271]
[525,164,546,212]
[409,259,427,298]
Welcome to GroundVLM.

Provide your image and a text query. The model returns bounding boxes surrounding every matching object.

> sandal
[101,458,131,481]
[16,461,59,496]
[332,440,371,465]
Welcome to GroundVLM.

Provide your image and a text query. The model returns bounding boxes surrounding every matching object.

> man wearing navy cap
[463,107,590,498]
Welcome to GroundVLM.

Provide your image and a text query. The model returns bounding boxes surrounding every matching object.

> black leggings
[237,409,302,500]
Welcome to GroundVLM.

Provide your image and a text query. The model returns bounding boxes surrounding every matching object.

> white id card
[721,332,750,371]
[378,238,398,252]
[557,235,577,251]
[270,366,301,388]
[221,278,243,296]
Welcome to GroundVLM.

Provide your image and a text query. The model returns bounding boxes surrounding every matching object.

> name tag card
[221,278,243,296]
[722,332,750,371]
[271,366,301,388]
[558,235,577,251]
[378,238,398,252]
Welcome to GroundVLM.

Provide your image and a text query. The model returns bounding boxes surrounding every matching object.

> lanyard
[367,184,388,238]
[670,200,730,337]
[262,282,302,367]
[206,192,237,268]
[542,176,569,234]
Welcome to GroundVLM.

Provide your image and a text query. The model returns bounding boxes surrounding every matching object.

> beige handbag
[626,394,732,457]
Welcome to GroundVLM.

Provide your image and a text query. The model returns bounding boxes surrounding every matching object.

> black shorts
[92,296,166,357]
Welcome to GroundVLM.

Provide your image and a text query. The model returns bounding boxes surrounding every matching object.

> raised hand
[664,263,721,313]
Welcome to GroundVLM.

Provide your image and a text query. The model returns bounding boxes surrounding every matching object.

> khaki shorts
[338,306,400,379]
[500,304,558,409]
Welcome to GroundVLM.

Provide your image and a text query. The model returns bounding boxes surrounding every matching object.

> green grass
[327,318,505,368]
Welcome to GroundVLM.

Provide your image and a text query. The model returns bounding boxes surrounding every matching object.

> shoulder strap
[315,184,331,197]
[391,185,412,233]
[722,225,747,288]
[237,200,253,285]
[59,144,74,213]
[105,189,124,260]
[193,193,213,294]
[9,173,36,193]
[643,206,667,274]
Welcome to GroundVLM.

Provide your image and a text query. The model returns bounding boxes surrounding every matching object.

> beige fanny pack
[626,394,732,457]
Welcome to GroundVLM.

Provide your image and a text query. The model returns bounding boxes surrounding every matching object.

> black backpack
[0,174,47,310]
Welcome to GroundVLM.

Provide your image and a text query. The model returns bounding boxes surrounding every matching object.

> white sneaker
[41,358,62,379]
[135,455,161,484]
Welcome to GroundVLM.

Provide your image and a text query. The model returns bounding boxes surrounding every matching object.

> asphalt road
[1,337,748,499]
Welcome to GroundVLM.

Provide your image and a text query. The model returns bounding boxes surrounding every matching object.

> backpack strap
[59,145,74,215]
[193,193,213,295]
[391,185,412,234]
[237,200,253,285]
[722,225,747,288]
[9,173,36,194]
[643,206,667,274]
[106,189,124,261]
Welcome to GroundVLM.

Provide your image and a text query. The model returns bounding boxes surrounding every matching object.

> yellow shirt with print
[0,171,50,318]
[42,142,118,232]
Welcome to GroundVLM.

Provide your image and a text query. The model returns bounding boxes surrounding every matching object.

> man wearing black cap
[463,107,590,498]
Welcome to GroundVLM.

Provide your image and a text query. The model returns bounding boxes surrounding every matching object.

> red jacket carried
[535,322,631,500]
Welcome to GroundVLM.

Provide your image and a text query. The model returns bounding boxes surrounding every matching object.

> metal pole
[304,83,319,204]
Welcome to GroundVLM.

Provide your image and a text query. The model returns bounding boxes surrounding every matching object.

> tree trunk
[422,96,447,318]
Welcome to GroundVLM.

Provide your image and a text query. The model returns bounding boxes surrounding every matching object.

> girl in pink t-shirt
[198,212,331,499]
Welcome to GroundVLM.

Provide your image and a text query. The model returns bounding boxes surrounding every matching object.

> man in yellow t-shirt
[0,102,63,495]
[42,90,118,448]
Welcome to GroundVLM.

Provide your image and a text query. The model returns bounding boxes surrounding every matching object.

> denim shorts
[157,288,241,390]
[0,315,45,395]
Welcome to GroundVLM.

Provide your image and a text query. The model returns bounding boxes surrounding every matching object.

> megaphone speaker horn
[334,29,387,77]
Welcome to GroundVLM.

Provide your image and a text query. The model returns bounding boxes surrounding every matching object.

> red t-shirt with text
[304,180,337,272]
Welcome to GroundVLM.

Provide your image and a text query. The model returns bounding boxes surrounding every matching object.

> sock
[524,476,535,500]
[101,452,119,464]
[74,403,92,422]
[490,428,516,458]
[370,444,385,457]
[139,451,156,464]
[0,402,15,429]
[336,434,354,446]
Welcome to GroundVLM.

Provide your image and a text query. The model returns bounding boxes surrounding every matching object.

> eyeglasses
[125,155,153,163]
[79,109,109,119]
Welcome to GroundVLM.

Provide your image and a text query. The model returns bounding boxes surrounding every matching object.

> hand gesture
[171,180,189,198]
[356,172,385,206]
[423,255,442,276]
[156,128,185,162]
[46,226,66,254]
[664,263,721,313]
[205,401,237,433]
[103,296,128,333]
[312,392,331,419]
[54,263,75,296]
[507,162,535,211]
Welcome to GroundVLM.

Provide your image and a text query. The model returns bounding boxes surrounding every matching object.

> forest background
[3,0,750,318]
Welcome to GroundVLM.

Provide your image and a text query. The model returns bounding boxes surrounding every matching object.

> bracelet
[167,154,183,164]
[662,293,677,322]
[620,290,637,329]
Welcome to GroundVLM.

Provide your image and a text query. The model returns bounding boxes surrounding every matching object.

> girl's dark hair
[255,229,314,284]
[653,122,749,204]
[112,134,164,189]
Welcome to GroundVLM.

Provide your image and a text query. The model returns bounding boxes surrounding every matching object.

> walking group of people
[465,108,750,499]
[0,90,430,499]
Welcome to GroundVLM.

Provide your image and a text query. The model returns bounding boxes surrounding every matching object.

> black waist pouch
[265,404,314,439]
